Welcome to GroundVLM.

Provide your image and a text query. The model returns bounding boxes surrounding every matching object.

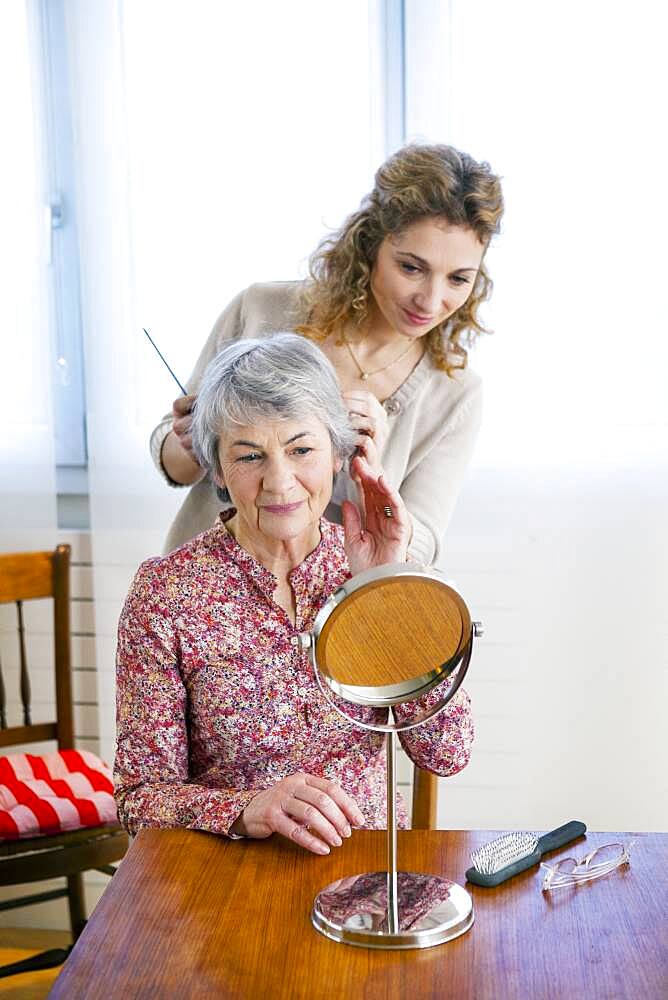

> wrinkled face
[216,415,341,547]
[369,217,486,339]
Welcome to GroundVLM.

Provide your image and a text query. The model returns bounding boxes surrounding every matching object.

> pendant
[360,372,369,381]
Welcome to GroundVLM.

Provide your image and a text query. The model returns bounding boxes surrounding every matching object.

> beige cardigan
[150,281,482,563]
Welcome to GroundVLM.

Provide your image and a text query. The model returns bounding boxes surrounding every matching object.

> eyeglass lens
[584,843,627,868]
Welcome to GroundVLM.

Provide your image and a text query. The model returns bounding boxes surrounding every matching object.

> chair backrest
[412,766,438,829]
[0,545,74,751]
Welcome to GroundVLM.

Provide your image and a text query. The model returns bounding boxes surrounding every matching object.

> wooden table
[49,828,667,999]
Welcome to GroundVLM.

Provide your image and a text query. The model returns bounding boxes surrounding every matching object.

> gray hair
[191,333,357,493]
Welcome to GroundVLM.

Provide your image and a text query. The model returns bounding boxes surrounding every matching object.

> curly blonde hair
[297,144,504,374]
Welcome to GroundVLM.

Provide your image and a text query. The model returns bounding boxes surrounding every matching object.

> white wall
[436,463,668,832]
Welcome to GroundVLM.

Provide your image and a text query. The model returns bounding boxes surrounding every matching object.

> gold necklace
[342,333,419,381]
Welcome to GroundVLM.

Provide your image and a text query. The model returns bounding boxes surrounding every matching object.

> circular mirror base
[311,871,473,950]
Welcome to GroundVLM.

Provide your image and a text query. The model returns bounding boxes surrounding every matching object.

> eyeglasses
[540,841,634,891]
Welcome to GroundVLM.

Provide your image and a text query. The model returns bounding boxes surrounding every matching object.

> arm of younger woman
[399,380,483,565]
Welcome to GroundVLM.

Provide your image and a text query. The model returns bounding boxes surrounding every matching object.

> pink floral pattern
[114,514,474,837]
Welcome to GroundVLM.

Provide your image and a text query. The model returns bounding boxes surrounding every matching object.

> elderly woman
[116,335,473,855]
[152,143,504,562]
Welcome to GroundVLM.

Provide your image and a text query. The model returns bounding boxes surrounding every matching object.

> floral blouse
[114,514,474,837]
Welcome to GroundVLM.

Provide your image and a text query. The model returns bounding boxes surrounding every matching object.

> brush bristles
[470,832,539,875]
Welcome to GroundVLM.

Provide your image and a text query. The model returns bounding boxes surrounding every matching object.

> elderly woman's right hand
[343,453,411,574]
[229,772,366,855]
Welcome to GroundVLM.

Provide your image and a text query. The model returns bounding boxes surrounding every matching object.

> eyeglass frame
[540,840,635,891]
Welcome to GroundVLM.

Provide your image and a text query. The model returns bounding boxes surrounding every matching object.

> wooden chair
[412,769,438,829]
[0,545,128,977]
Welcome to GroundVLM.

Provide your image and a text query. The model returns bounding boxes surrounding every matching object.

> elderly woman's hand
[228,772,366,855]
[342,454,411,574]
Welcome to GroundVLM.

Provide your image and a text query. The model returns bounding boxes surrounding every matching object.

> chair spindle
[17,600,32,727]
[0,653,6,729]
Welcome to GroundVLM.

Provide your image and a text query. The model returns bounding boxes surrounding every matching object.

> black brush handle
[537,820,586,856]
[465,849,541,887]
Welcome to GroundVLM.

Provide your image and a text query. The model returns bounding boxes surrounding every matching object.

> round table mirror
[301,563,481,949]
[311,563,472,711]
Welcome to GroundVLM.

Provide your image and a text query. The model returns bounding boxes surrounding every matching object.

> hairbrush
[465,820,587,887]
[142,328,187,395]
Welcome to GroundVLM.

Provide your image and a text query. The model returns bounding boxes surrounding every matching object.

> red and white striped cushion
[0,750,118,841]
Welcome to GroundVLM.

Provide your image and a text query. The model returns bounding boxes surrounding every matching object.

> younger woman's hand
[342,389,389,474]
[342,454,410,575]
[171,393,199,463]
[229,772,366,855]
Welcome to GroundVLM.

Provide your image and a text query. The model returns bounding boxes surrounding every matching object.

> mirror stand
[305,565,479,950]
[311,730,474,950]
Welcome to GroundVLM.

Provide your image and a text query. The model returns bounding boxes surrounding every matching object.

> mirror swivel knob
[473,621,484,638]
